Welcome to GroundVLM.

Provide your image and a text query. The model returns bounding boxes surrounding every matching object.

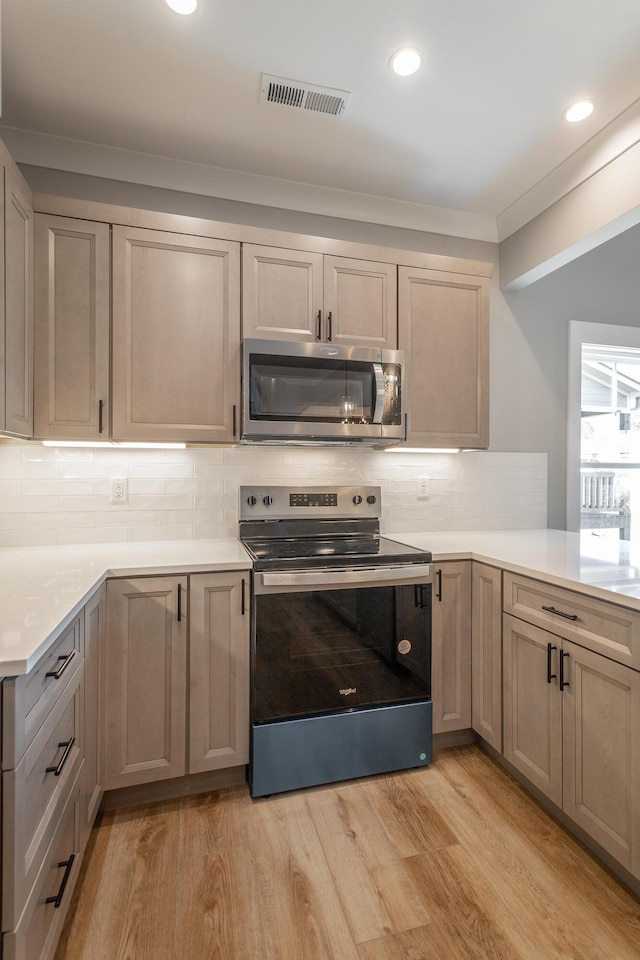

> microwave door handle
[372,364,385,423]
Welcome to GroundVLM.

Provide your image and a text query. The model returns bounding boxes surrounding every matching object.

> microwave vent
[260,74,351,117]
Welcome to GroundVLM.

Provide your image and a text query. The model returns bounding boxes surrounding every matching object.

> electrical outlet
[110,478,128,504]
[417,476,430,500]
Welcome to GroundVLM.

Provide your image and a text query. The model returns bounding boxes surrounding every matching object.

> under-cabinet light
[41,441,187,449]
[384,447,461,453]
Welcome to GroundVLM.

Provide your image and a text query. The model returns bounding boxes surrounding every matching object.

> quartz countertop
[0,539,252,675]
[389,528,640,605]
[4,529,640,677]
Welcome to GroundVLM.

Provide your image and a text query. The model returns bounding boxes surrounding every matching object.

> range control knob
[246,495,257,506]
[263,495,273,507]
[366,495,377,505]
[352,495,363,505]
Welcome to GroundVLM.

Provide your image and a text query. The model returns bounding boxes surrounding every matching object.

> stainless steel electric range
[239,485,433,798]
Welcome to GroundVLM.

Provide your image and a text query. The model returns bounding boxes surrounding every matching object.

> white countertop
[0,539,251,675]
[3,529,640,676]
[391,528,640,603]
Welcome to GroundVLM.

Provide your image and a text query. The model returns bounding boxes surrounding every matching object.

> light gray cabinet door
[112,226,240,442]
[398,266,489,448]
[242,244,323,342]
[189,572,250,773]
[34,215,110,440]
[432,560,472,733]
[4,163,33,438]
[562,639,640,877]
[503,614,563,806]
[104,577,187,789]
[323,256,397,349]
[471,563,503,752]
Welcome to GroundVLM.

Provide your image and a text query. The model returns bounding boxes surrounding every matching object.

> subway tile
[129,463,193,479]
[0,529,60,547]
[129,493,194,511]
[0,495,59,513]
[127,525,193,542]
[22,512,94,529]
[58,526,130,545]
[21,479,95,497]
[128,479,164,495]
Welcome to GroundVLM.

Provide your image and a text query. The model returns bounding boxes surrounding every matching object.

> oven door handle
[259,564,431,588]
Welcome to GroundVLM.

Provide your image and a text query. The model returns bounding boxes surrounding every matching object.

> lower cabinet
[104,576,188,789]
[104,571,250,790]
[471,563,502,752]
[81,584,105,842]
[503,613,640,877]
[189,573,250,773]
[431,560,471,733]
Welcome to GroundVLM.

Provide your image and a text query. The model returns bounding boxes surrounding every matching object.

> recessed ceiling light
[563,100,594,123]
[164,0,198,14]
[389,47,422,77]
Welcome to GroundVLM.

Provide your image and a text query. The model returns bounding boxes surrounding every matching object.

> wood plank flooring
[55,745,640,960]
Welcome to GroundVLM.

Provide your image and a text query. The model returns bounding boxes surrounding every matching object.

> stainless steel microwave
[241,339,406,445]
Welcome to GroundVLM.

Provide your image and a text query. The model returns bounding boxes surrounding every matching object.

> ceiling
[2,0,640,242]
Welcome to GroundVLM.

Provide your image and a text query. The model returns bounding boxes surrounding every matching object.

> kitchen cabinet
[471,562,502,751]
[242,243,397,348]
[504,589,640,878]
[105,570,250,789]
[34,215,110,440]
[81,584,105,844]
[1,612,86,959]
[431,560,472,734]
[112,226,240,442]
[188,572,250,773]
[1,159,34,439]
[104,576,187,789]
[398,266,489,448]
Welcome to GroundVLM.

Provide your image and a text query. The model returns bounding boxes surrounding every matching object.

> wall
[0,443,546,548]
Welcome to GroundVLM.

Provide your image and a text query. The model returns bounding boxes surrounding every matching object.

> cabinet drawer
[2,767,83,960]
[503,573,640,671]
[2,664,83,931]
[3,612,84,768]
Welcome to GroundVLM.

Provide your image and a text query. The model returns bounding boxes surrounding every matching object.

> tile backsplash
[0,443,547,547]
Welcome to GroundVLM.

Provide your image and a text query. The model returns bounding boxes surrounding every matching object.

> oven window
[253,582,431,724]
[249,354,376,424]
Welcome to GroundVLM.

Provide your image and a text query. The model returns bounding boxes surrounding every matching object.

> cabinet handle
[327,311,332,341]
[559,650,570,691]
[98,399,104,434]
[436,569,442,602]
[232,404,237,438]
[45,649,76,680]
[46,854,76,908]
[177,583,182,622]
[546,642,557,684]
[46,737,76,777]
[316,310,322,341]
[241,577,246,615]
[542,605,578,622]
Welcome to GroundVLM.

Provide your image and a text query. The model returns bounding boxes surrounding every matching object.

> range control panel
[240,485,381,521]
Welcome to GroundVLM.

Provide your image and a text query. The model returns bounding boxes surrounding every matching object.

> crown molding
[0,126,498,243]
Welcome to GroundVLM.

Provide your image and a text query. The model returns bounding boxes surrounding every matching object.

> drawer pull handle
[541,605,578,622]
[546,642,557,684]
[46,737,75,777]
[316,310,322,340]
[45,649,77,680]
[177,582,182,622]
[46,854,76,908]
[560,650,570,691]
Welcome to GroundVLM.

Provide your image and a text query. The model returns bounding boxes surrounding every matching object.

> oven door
[252,564,431,725]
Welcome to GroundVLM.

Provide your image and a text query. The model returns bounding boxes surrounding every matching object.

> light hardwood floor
[55,746,640,960]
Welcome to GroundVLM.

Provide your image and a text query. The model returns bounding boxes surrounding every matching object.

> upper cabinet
[242,244,397,349]
[398,266,490,448]
[2,161,34,438]
[34,215,110,440]
[111,226,241,443]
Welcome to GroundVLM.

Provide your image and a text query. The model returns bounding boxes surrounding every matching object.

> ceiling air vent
[260,74,351,117]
